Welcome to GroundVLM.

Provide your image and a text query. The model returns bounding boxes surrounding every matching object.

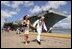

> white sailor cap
[38,15,45,19]
[41,16,45,19]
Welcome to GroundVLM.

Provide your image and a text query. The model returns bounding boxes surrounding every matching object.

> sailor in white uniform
[33,16,47,45]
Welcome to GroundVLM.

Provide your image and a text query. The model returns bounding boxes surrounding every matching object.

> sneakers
[37,40,41,45]
[23,41,30,45]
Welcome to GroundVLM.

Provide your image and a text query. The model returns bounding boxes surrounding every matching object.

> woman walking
[22,15,30,45]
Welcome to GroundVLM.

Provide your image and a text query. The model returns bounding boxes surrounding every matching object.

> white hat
[41,16,45,19]
[38,15,45,19]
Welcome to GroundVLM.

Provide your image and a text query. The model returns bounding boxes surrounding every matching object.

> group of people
[20,15,48,45]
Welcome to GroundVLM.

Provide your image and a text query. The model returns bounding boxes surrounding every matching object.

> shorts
[24,27,29,34]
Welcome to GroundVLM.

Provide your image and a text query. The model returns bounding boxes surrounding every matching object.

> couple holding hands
[22,15,47,45]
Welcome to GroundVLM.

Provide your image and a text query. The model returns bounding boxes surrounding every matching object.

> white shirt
[33,20,47,31]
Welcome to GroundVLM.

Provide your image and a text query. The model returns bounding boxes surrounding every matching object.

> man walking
[33,16,47,45]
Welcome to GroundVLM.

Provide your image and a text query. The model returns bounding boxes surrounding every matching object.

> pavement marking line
[30,33,71,39]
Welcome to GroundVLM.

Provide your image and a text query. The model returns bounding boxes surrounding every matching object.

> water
[52,29,71,34]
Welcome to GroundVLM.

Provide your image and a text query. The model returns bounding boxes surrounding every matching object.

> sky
[1,1,71,29]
